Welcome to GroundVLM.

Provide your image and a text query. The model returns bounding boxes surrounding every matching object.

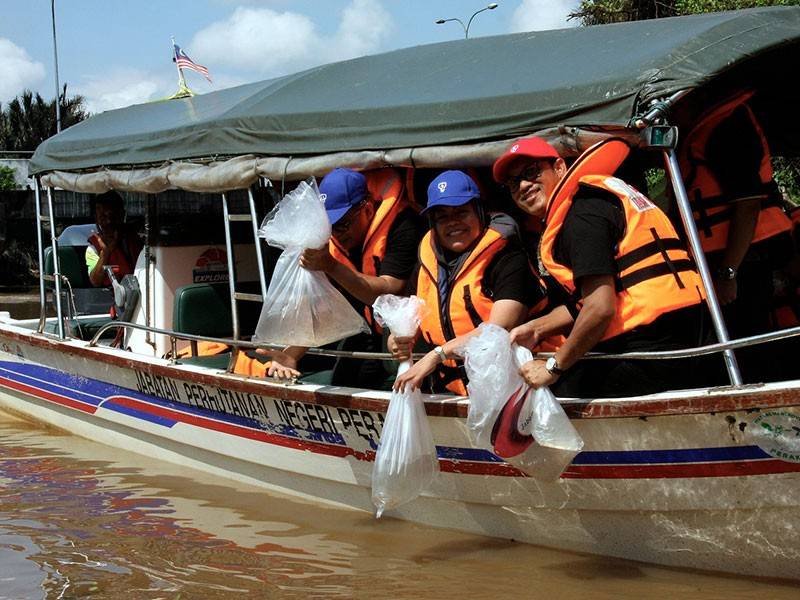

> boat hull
[2,322,799,579]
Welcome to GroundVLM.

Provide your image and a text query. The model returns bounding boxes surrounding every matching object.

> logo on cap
[438,182,447,193]
[320,193,327,201]
[510,144,519,153]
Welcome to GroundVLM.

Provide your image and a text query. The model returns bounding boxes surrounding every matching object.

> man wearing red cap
[494,137,709,397]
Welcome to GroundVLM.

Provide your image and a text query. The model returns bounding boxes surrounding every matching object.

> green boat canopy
[31,7,800,188]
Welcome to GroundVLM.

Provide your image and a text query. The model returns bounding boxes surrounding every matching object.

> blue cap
[424,170,480,213]
[319,168,368,225]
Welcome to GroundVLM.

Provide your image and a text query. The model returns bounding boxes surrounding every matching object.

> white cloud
[191,0,393,77]
[192,7,316,73]
[74,69,163,114]
[0,39,46,104]
[332,0,392,60]
[511,0,580,33]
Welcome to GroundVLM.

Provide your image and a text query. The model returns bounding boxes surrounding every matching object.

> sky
[0,0,579,115]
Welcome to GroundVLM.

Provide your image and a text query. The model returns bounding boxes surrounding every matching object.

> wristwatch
[433,345,448,363]
[545,356,564,376]
[716,266,737,281]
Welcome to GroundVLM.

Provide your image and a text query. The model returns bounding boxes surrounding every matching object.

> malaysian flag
[173,43,212,82]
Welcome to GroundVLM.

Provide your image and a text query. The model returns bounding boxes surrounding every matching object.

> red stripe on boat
[0,375,98,414]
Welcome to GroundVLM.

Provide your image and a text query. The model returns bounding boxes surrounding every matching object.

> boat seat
[173,283,236,340]
[172,282,263,361]
[43,314,116,341]
[43,245,115,316]
[43,245,91,288]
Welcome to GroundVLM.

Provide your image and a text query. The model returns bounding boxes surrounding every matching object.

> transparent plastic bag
[463,325,584,481]
[254,179,368,347]
[463,323,521,447]
[371,295,439,517]
[372,294,426,338]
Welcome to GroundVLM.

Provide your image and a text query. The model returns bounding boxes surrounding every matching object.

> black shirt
[705,104,769,201]
[552,186,625,283]
[346,208,420,280]
[552,185,704,351]
[341,207,422,318]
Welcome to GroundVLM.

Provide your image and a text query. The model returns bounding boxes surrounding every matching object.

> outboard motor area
[103,266,141,323]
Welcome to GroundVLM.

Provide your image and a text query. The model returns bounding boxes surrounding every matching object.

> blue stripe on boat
[571,446,771,464]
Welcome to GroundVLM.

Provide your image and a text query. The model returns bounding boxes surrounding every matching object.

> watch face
[546,357,556,370]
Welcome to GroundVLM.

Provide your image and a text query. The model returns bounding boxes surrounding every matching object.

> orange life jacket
[416,222,512,395]
[88,230,142,286]
[329,168,407,331]
[540,139,705,342]
[176,341,230,358]
[679,90,792,253]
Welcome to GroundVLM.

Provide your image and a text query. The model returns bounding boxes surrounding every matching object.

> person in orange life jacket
[85,191,143,287]
[495,137,708,398]
[677,92,796,382]
[264,168,420,387]
[390,170,546,395]
[678,92,792,320]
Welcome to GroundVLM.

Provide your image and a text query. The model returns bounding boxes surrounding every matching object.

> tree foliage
[571,0,799,25]
[571,0,800,201]
[0,84,88,152]
[0,165,17,190]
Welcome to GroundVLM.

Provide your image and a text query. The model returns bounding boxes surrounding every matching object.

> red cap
[492,137,560,183]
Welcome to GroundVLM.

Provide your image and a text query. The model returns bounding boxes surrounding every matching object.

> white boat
[3,7,800,580]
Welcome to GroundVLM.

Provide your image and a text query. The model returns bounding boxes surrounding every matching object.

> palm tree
[0,84,88,152]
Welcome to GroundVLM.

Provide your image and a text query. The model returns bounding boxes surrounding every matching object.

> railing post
[664,148,743,385]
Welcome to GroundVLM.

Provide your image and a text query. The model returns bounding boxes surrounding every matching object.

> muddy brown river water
[1,295,799,598]
[0,413,798,600]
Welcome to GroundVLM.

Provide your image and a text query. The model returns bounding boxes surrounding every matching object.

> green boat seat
[43,315,116,341]
[43,246,91,288]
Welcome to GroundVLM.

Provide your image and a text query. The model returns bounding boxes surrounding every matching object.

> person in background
[264,168,420,388]
[86,191,143,287]
[495,137,708,398]
[677,90,795,382]
[390,170,546,395]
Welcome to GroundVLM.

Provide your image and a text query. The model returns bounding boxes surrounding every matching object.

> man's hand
[387,334,415,362]
[519,359,560,389]
[714,278,737,305]
[299,247,337,273]
[101,228,120,254]
[509,320,541,349]
[393,351,439,392]
[255,349,301,380]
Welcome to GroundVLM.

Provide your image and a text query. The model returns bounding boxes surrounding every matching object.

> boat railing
[86,320,800,371]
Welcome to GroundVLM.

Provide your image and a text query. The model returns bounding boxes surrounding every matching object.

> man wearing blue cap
[390,170,546,395]
[268,167,420,387]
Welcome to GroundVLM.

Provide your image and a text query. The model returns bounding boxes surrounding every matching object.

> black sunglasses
[332,201,367,233]
[505,161,552,189]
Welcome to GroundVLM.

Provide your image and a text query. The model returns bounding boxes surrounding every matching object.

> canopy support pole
[663,148,743,385]
[46,186,65,339]
[34,179,47,333]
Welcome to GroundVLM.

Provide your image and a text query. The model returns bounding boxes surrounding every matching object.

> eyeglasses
[332,201,366,234]
[505,161,551,189]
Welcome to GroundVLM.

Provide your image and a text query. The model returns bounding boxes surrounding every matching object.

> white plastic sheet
[463,324,584,481]
[254,179,368,347]
[370,295,439,518]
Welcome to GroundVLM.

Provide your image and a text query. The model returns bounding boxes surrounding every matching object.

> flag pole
[169,36,193,99]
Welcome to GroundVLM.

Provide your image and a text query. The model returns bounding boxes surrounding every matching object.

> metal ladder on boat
[220,184,270,369]
[34,181,66,338]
